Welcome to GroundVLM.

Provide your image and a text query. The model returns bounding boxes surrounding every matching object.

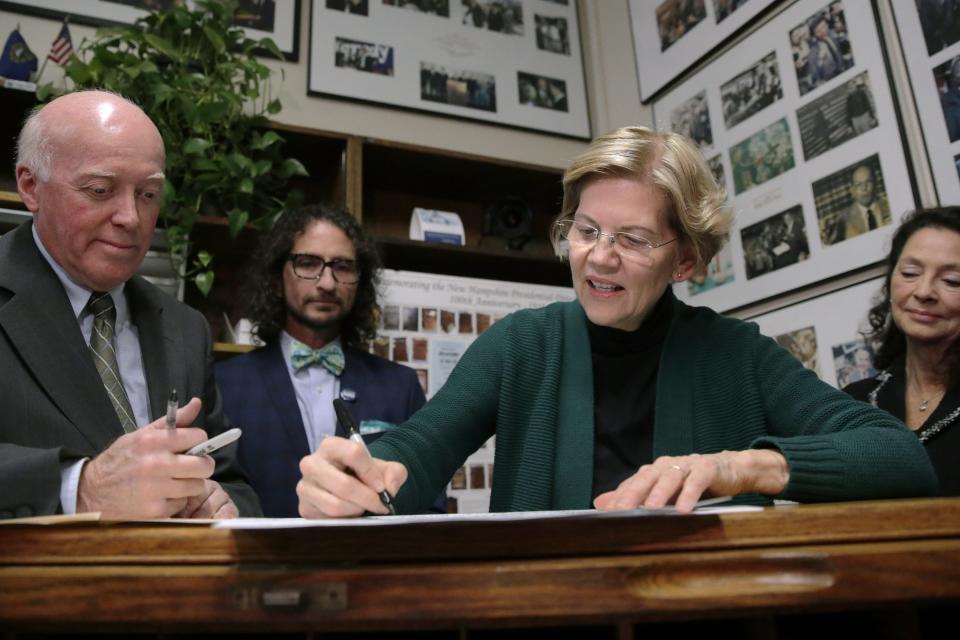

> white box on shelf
[409,208,465,246]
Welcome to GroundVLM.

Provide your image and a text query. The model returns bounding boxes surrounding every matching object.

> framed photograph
[629,0,779,102]
[750,276,883,389]
[0,0,302,60]
[654,0,914,313]
[308,0,590,138]
[890,3,960,205]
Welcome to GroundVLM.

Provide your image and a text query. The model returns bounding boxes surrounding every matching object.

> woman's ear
[672,241,698,283]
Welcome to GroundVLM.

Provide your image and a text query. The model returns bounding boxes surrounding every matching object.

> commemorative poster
[377,269,573,513]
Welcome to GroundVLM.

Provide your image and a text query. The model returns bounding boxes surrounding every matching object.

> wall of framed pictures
[307,0,590,139]
[653,0,914,313]
[889,1,960,206]
[0,0,302,60]
[749,275,882,389]
[629,0,778,102]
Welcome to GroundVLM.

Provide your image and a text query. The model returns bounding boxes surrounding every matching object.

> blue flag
[0,28,38,81]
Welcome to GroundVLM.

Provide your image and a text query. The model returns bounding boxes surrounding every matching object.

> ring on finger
[669,464,685,473]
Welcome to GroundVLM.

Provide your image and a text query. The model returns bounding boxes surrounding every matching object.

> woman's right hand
[297,436,408,518]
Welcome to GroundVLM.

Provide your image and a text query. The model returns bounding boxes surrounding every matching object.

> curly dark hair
[242,204,382,348]
[865,207,960,379]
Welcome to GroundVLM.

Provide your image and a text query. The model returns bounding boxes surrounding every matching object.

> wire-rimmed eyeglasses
[554,219,677,261]
[287,253,360,284]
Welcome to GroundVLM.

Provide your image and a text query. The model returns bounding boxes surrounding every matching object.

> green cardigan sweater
[370,298,938,513]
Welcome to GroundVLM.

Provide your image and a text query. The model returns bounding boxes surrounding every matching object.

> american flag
[47,22,72,66]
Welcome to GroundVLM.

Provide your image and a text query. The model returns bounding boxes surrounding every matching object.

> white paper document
[213,497,761,530]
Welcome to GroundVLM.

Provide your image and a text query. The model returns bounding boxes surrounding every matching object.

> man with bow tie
[216,204,443,517]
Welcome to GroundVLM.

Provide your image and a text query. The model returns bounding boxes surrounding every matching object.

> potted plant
[40,0,307,295]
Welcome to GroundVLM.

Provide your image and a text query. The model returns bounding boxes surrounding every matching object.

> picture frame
[653,0,914,313]
[307,0,590,139]
[889,2,960,206]
[0,0,302,61]
[629,0,778,102]
[749,276,883,389]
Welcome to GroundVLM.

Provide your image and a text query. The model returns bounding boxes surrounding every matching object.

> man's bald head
[16,90,164,183]
[14,90,168,291]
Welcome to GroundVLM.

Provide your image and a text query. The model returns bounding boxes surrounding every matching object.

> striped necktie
[87,292,137,433]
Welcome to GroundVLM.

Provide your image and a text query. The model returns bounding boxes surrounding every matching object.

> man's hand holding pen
[297,436,408,518]
[76,397,239,519]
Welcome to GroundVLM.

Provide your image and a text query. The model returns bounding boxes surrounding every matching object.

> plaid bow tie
[290,341,345,376]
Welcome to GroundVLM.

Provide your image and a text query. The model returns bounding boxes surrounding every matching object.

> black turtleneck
[588,290,674,499]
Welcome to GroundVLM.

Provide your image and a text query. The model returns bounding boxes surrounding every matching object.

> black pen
[332,398,397,515]
[165,389,178,429]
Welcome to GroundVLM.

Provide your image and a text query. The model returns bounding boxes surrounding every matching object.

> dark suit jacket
[0,222,261,518]
[216,342,443,517]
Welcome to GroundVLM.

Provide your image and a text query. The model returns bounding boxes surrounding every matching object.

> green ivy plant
[39,0,307,295]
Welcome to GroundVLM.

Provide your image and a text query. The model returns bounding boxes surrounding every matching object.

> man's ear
[15,165,41,213]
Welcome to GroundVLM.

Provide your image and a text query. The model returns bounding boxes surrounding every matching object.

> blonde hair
[552,126,733,271]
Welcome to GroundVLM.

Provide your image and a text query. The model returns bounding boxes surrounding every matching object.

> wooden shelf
[212,342,256,360]
[376,237,571,287]
[0,190,23,206]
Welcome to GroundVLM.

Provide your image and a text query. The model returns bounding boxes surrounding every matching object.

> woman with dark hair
[844,207,960,495]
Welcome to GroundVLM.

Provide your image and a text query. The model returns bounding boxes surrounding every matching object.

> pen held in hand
[332,398,397,516]
[165,389,178,429]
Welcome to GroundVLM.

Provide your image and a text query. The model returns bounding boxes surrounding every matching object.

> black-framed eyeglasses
[287,253,360,284]
[554,219,677,262]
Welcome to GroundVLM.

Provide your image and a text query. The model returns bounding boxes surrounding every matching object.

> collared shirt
[280,331,342,452]
[852,202,878,232]
[32,225,151,513]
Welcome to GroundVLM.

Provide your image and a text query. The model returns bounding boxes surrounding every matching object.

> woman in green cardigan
[297,126,938,517]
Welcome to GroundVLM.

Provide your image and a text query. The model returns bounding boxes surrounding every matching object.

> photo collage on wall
[652,0,914,313]
[375,269,573,513]
[890,2,960,205]
[1,0,302,59]
[751,276,883,390]
[310,0,589,137]
[630,0,779,101]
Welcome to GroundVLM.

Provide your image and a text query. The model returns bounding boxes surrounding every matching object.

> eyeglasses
[287,253,360,284]
[554,219,677,261]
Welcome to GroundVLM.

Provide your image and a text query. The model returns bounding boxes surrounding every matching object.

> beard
[285,299,347,334]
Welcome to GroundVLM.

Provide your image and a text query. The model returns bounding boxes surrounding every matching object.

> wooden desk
[1,498,958,635]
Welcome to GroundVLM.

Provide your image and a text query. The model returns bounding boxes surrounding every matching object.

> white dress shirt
[280,331,342,452]
[32,226,151,513]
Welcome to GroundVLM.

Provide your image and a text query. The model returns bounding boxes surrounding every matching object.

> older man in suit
[0,90,259,520]
[216,205,444,517]
[843,163,891,240]
[807,16,850,87]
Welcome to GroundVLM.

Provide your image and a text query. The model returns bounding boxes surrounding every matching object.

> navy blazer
[216,342,442,517]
